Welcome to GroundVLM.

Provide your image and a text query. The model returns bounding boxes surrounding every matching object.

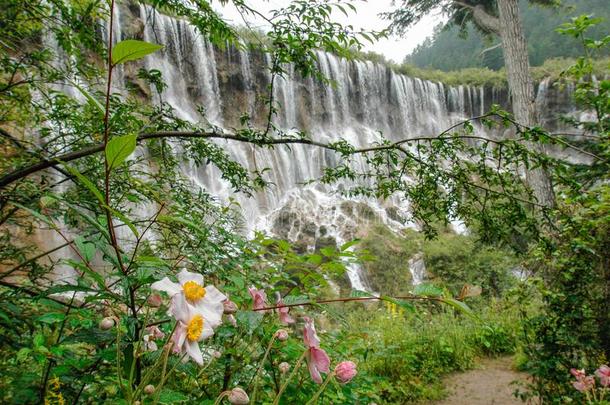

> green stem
[212,391,229,405]
[151,352,187,405]
[272,350,308,405]
[251,334,277,403]
[305,372,335,405]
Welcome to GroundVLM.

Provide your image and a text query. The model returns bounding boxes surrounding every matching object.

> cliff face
[34,2,587,289]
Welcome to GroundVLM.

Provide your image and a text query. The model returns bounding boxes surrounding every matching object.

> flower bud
[147,293,163,308]
[223,300,238,314]
[228,387,249,404]
[279,362,291,374]
[275,329,289,341]
[143,385,155,395]
[99,317,116,330]
[212,350,222,359]
[334,361,357,384]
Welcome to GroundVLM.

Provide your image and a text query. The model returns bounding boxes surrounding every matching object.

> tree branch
[453,1,500,34]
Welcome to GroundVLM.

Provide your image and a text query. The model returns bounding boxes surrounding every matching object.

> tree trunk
[496,0,555,208]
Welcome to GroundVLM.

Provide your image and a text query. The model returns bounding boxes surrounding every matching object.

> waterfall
[42,5,572,291]
[408,253,426,286]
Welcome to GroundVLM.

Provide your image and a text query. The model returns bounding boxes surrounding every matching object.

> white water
[408,253,426,286]
[43,5,575,290]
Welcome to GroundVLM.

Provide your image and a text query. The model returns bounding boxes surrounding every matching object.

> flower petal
[172,323,187,354]
[204,285,226,303]
[151,277,181,297]
[170,295,193,325]
[200,322,214,341]
[310,347,330,373]
[303,317,320,348]
[185,340,204,365]
[177,269,204,286]
[194,300,224,329]
[307,350,323,384]
[279,309,295,325]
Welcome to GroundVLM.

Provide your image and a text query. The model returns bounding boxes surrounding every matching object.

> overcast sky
[214,0,445,63]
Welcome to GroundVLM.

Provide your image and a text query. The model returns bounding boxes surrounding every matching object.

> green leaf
[11,203,54,226]
[65,259,106,290]
[60,200,110,241]
[340,239,360,251]
[105,134,137,171]
[111,207,139,238]
[63,165,105,205]
[413,284,444,297]
[441,298,478,320]
[380,295,416,313]
[74,236,96,262]
[69,80,104,113]
[36,313,66,324]
[112,40,162,65]
[157,389,188,404]
[236,310,264,333]
[350,289,374,298]
[33,333,45,348]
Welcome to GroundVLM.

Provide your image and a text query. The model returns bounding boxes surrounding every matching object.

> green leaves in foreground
[105,134,137,171]
[111,40,162,65]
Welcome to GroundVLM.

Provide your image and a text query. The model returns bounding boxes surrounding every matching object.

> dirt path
[433,356,527,405]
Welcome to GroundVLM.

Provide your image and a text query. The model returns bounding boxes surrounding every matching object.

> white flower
[152,269,226,329]
[170,296,215,365]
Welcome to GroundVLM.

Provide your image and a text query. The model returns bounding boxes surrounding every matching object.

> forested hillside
[406,0,609,70]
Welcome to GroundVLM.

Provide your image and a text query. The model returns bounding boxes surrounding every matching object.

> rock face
[41,2,587,289]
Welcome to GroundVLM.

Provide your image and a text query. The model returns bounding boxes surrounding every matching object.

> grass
[342,299,523,403]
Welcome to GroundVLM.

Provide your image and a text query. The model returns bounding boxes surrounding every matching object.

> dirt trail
[433,356,528,405]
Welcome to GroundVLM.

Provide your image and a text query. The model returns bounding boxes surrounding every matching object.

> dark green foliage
[423,233,518,298]
[516,16,610,403]
[357,225,519,299]
[519,186,610,403]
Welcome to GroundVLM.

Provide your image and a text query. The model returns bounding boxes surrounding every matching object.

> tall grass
[342,300,523,403]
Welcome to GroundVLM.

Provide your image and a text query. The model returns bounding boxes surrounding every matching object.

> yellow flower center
[187,315,204,341]
[183,281,206,302]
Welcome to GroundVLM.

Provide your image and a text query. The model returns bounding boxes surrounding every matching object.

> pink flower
[334,361,357,383]
[249,287,268,311]
[571,368,595,392]
[143,326,166,351]
[147,293,163,308]
[573,376,595,392]
[275,329,289,341]
[303,317,320,348]
[595,365,610,387]
[223,299,238,314]
[303,317,330,384]
[570,368,586,379]
[227,387,249,404]
[276,295,295,325]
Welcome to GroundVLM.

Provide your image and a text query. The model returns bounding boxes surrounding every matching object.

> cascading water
[44,4,580,290]
[408,253,426,286]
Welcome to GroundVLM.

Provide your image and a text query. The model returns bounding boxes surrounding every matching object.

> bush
[343,300,523,403]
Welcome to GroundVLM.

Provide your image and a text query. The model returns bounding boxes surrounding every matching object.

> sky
[214,0,445,63]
